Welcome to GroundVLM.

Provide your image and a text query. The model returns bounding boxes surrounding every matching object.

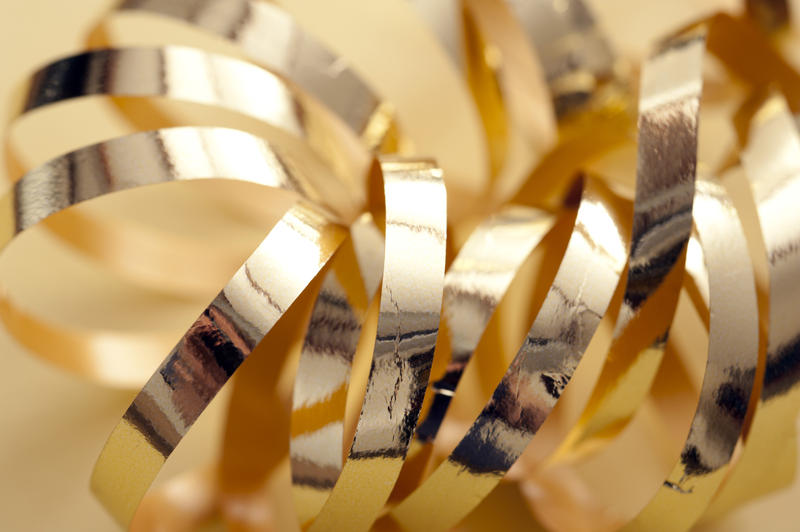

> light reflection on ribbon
[0,127,316,386]
[305,158,447,531]
[11,44,368,226]
[91,198,345,527]
[102,0,393,150]
[19,45,371,187]
[5,43,373,324]
[289,203,553,525]
[704,93,800,518]
[109,0,494,213]
[290,214,384,523]
[505,0,616,116]
[89,156,445,529]
[622,176,759,531]
[5,1,800,530]
[555,33,705,455]
[390,175,628,532]
[415,206,555,445]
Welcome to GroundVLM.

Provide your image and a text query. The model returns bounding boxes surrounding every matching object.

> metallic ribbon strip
[15,45,367,209]
[91,198,345,527]
[504,0,616,116]
[6,2,800,529]
[462,0,557,205]
[287,204,554,524]
[90,156,445,529]
[390,176,627,531]
[6,43,373,329]
[546,15,800,519]
[623,177,759,531]
[290,214,384,522]
[270,0,490,212]
[107,0,392,148]
[558,33,705,453]
[0,127,318,385]
[705,93,800,516]
[415,206,556,444]
[306,158,447,531]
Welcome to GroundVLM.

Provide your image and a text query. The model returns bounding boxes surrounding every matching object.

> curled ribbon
[5,1,800,530]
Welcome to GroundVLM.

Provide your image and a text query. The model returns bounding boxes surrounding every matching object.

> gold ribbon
[5,1,800,530]
[390,175,628,531]
[623,176,759,531]
[704,92,800,518]
[0,126,317,385]
[556,31,706,457]
[94,0,393,151]
[91,198,345,527]
[305,158,447,531]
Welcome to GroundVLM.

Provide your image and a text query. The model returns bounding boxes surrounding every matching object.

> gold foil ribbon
[97,0,393,151]
[554,32,705,456]
[290,213,384,523]
[7,45,370,296]
[390,175,628,531]
[5,1,800,530]
[91,198,345,527]
[305,158,447,531]
[0,126,319,385]
[704,92,800,517]
[623,176,759,531]
[90,157,446,529]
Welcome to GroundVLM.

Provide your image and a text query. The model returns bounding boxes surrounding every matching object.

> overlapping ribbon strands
[5,0,800,530]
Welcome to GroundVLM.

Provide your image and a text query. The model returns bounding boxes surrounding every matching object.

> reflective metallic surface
[6,1,800,530]
[416,206,555,443]
[292,205,553,525]
[20,46,369,205]
[271,0,491,210]
[561,34,705,450]
[9,127,315,238]
[624,177,759,531]
[114,0,391,146]
[91,200,345,527]
[390,177,627,532]
[0,127,317,385]
[705,94,800,516]
[505,0,616,115]
[308,159,447,531]
[290,214,384,522]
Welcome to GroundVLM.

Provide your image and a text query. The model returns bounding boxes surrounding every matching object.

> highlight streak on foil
[704,93,800,517]
[624,177,758,531]
[557,34,705,452]
[307,158,447,532]
[390,177,627,532]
